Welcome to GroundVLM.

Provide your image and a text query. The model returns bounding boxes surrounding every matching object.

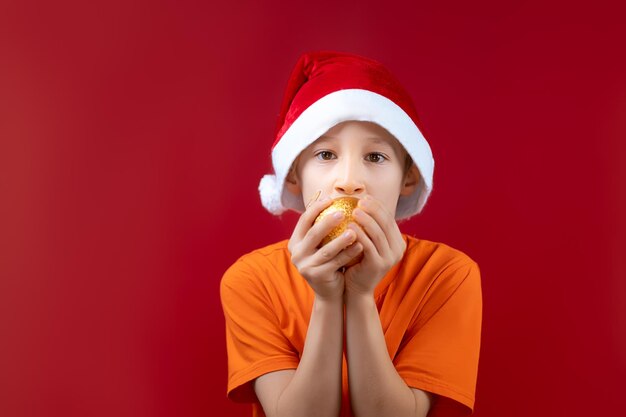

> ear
[400,164,420,197]
[284,166,301,195]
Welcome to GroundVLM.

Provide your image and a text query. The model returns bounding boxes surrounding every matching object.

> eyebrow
[313,135,401,157]
[314,135,333,142]
[365,137,395,147]
[364,137,406,159]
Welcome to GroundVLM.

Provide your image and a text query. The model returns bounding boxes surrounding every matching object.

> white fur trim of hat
[259,51,434,220]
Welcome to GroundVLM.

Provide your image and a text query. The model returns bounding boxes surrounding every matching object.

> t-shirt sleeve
[394,261,483,417]
[220,258,300,403]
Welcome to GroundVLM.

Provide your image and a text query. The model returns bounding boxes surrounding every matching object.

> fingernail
[342,230,354,239]
[358,199,370,208]
[333,211,344,219]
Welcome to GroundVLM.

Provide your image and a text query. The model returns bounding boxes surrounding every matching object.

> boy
[221,51,482,417]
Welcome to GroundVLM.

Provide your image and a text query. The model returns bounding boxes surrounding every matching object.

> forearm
[276,296,343,417]
[345,292,422,417]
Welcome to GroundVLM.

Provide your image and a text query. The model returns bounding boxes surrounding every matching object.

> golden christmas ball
[314,196,363,267]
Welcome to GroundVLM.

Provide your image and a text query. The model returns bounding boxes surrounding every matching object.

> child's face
[286,121,419,216]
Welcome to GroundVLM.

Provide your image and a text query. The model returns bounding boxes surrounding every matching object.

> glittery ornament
[314,196,364,267]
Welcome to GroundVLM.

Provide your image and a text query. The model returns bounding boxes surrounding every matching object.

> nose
[334,158,365,196]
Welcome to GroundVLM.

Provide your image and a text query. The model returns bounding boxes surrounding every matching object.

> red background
[1,1,625,416]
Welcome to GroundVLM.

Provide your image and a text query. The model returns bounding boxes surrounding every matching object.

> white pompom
[258,174,286,215]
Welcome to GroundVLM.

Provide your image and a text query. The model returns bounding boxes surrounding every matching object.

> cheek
[367,168,404,187]
[298,168,326,196]
[367,170,404,209]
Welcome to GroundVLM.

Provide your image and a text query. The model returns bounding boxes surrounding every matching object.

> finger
[347,221,379,260]
[299,209,352,254]
[352,207,391,259]
[313,241,363,274]
[357,197,404,254]
[334,242,363,269]
[290,195,333,243]
[310,226,357,267]
[291,211,346,263]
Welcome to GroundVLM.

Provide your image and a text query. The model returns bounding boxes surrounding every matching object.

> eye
[365,152,387,163]
[315,150,336,161]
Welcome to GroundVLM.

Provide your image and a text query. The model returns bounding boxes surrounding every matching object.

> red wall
[1,1,625,416]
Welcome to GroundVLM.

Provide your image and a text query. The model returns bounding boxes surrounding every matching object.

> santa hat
[258,51,434,220]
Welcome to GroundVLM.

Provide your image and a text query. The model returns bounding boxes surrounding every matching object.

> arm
[255,296,343,417]
[345,291,433,417]
[254,196,363,417]
[344,196,432,417]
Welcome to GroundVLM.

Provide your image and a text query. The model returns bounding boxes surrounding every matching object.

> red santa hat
[258,51,434,220]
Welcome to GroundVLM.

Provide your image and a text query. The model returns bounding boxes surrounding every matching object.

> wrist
[313,293,345,308]
[344,290,376,307]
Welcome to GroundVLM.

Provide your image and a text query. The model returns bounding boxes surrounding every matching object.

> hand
[288,195,364,301]
[344,196,406,297]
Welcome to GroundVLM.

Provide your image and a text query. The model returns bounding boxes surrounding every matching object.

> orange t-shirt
[220,234,482,417]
